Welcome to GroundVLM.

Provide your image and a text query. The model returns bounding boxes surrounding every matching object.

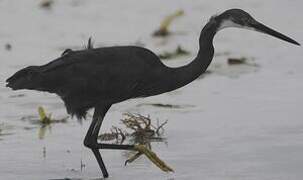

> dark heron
[6,9,300,178]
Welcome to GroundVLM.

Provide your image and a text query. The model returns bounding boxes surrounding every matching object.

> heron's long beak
[251,21,300,46]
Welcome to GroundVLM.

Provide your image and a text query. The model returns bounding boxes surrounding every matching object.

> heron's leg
[84,105,136,178]
[92,120,134,149]
[89,106,135,151]
[84,105,111,178]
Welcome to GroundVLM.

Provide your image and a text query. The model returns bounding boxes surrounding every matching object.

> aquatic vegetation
[21,107,67,126]
[99,113,167,144]
[126,144,174,172]
[227,57,260,67]
[37,106,68,139]
[153,10,184,37]
[38,106,68,125]
[98,126,126,143]
[121,113,167,142]
[9,94,25,98]
[99,113,172,172]
[38,106,52,124]
[158,45,190,60]
[19,107,68,139]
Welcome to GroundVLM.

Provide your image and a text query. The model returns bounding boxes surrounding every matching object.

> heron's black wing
[33,46,166,118]
[40,46,164,73]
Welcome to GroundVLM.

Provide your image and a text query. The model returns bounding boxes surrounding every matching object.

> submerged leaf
[38,106,51,124]
[125,144,174,173]
[153,10,184,37]
[128,144,174,172]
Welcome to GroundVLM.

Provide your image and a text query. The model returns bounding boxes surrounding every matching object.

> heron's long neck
[166,20,217,91]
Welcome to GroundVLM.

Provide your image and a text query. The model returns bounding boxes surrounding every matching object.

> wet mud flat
[1,0,303,180]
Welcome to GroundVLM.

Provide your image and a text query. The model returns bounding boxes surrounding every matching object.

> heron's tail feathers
[6,66,43,91]
[62,96,91,120]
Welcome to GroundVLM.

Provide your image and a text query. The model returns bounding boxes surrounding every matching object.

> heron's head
[214,9,300,45]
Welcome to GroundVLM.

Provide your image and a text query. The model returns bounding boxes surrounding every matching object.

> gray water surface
[1,0,303,180]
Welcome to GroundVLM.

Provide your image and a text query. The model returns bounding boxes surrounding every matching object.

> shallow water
[1,0,303,180]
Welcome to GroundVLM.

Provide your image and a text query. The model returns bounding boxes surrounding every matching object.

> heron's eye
[61,49,73,56]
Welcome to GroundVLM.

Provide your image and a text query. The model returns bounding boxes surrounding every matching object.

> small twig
[155,120,168,136]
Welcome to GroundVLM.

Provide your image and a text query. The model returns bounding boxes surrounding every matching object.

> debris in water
[125,144,174,172]
[140,103,181,108]
[153,10,184,37]
[227,57,247,65]
[5,43,12,51]
[99,113,167,144]
[99,113,171,172]
[137,103,195,109]
[158,45,190,60]
[205,56,259,79]
[120,113,167,142]
[9,94,25,98]
[43,146,46,158]
[39,0,53,9]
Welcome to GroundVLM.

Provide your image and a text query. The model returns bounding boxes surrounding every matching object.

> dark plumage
[6,9,299,178]
[7,46,178,118]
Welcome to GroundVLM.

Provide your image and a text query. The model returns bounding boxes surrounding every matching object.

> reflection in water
[38,124,52,139]
[0,123,14,140]
[20,109,68,139]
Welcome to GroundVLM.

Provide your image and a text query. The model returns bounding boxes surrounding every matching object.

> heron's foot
[84,140,134,150]
[125,144,174,173]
